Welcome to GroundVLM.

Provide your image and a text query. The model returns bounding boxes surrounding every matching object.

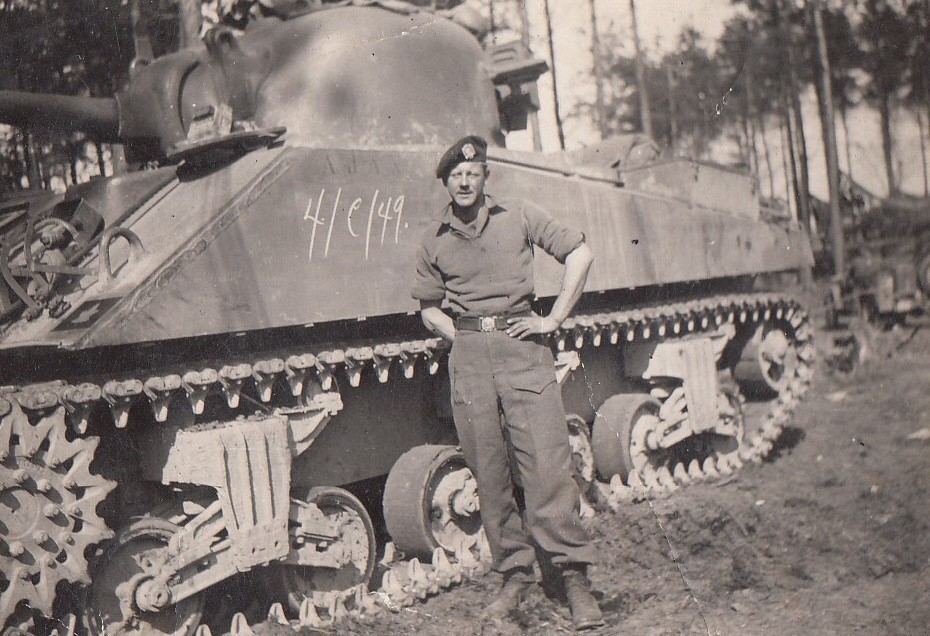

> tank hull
[0,146,809,356]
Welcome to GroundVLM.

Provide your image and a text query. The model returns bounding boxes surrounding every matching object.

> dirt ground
[280,323,929,636]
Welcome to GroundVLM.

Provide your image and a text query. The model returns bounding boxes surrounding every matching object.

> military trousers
[448,330,597,576]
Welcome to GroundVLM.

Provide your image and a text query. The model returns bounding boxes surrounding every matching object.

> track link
[1,292,814,634]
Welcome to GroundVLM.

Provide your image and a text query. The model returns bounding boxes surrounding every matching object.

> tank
[0,3,816,633]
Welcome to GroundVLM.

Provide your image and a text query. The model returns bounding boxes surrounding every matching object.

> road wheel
[735,322,801,397]
[383,445,482,559]
[83,518,203,635]
[592,394,662,482]
[279,486,376,613]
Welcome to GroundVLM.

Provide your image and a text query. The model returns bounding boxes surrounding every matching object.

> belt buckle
[480,316,496,332]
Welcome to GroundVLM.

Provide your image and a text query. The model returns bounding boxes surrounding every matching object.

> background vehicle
[826,196,930,327]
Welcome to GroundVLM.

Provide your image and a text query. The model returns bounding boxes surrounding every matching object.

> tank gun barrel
[0,90,120,141]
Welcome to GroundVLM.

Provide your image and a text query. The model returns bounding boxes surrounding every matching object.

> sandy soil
[294,324,930,636]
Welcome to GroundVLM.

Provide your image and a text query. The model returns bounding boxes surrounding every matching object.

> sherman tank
[0,2,815,633]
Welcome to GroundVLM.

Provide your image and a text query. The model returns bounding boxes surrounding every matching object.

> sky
[590,0,738,53]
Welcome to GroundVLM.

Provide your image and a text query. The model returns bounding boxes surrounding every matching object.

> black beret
[436,135,488,180]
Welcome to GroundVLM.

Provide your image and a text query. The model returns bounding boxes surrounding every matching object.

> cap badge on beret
[436,135,488,179]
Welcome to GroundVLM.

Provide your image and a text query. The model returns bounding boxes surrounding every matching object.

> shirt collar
[436,195,496,238]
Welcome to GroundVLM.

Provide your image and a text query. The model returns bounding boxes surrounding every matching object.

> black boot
[562,569,604,631]
[487,570,533,618]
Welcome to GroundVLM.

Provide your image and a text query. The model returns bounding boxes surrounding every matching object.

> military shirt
[412,196,585,317]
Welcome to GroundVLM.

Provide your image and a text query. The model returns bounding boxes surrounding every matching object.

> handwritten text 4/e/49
[303,188,406,261]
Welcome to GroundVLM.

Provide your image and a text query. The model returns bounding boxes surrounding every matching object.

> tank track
[1,292,814,634]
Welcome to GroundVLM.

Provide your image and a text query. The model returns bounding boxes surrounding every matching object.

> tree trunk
[110,144,128,175]
[13,133,27,190]
[39,147,51,191]
[742,93,757,174]
[772,110,798,205]
[878,93,896,195]
[589,0,607,138]
[786,95,813,288]
[130,0,154,64]
[810,0,844,279]
[666,62,678,149]
[176,0,203,49]
[95,141,107,178]
[743,61,760,176]
[782,95,803,221]
[777,0,812,251]
[918,110,929,196]
[739,108,751,171]
[629,0,653,139]
[543,0,566,149]
[759,114,776,197]
[24,130,40,190]
[790,86,812,230]
[920,99,930,193]
[840,104,853,182]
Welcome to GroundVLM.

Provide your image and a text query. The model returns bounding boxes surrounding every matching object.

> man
[412,136,604,630]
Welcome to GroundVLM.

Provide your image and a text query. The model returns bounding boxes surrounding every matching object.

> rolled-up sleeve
[411,241,446,302]
[522,201,585,263]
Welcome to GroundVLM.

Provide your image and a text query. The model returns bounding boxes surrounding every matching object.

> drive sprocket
[0,396,115,628]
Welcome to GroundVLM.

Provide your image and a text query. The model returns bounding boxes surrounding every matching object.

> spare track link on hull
[0,292,814,634]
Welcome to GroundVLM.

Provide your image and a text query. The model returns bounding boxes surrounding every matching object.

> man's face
[445,161,488,209]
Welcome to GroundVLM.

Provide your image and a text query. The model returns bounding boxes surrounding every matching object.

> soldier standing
[412,136,604,630]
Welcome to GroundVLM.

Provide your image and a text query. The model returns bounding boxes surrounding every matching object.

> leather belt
[455,313,529,332]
